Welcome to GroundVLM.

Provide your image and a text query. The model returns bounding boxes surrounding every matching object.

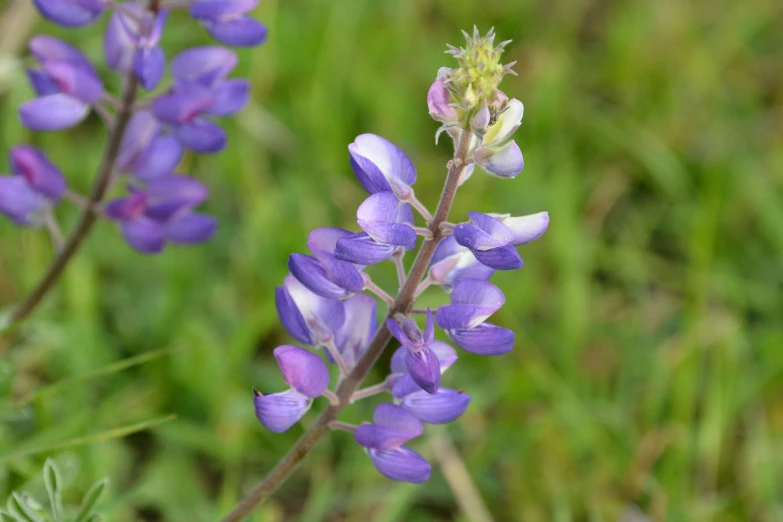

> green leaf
[6,494,43,522]
[43,459,64,522]
[0,509,20,522]
[72,479,108,522]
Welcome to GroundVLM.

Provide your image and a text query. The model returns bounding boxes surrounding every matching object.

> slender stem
[327,421,357,433]
[350,380,390,403]
[219,129,472,522]
[363,278,394,306]
[0,35,145,345]
[321,338,350,377]
[322,390,340,406]
[411,226,433,238]
[391,248,406,288]
[43,210,64,251]
[415,274,434,297]
[405,191,434,223]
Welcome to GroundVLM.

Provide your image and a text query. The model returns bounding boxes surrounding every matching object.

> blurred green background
[1,0,782,520]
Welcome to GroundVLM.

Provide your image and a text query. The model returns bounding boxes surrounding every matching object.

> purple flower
[389,341,457,398]
[401,388,471,424]
[0,146,65,225]
[116,111,184,179]
[429,235,493,287]
[20,36,104,131]
[334,294,377,367]
[152,47,250,153]
[104,175,216,254]
[190,0,268,47]
[275,275,345,346]
[334,192,416,265]
[447,323,515,356]
[112,7,168,90]
[288,228,364,299]
[472,99,525,178]
[254,345,330,432]
[453,211,549,270]
[387,311,439,393]
[33,0,105,27]
[349,134,417,198]
[354,403,431,483]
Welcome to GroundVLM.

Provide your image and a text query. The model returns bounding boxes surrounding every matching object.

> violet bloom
[112,7,168,90]
[387,311,440,394]
[152,47,250,153]
[453,211,549,270]
[104,175,216,254]
[254,345,330,433]
[0,146,65,226]
[349,134,417,198]
[335,192,416,265]
[333,294,377,368]
[116,111,183,180]
[288,228,364,299]
[33,0,105,27]
[20,36,104,131]
[429,235,494,288]
[190,0,268,47]
[354,403,431,483]
[275,275,345,346]
[436,279,514,356]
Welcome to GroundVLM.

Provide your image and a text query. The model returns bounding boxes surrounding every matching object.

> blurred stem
[391,248,406,287]
[220,128,472,522]
[43,210,64,252]
[364,278,395,306]
[0,55,140,344]
[321,338,350,376]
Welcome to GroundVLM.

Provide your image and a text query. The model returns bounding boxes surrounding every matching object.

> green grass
[1,0,783,520]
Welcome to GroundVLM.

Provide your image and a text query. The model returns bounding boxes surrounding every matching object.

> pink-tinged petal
[288,253,352,299]
[153,83,215,124]
[204,17,268,48]
[273,345,330,398]
[472,245,523,270]
[26,69,60,96]
[171,46,238,85]
[19,94,90,131]
[205,78,249,116]
[497,211,549,246]
[104,193,147,221]
[254,389,310,433]
[482,98,524,147]
[275,286,312,345]
[29,36,94,72]
[9,145,65,200]
[41,61,103,103]
[472,101,490,132]
[367,447,431,483]
[349,134,417,197]
[405,346,440,394]
[134,134,183,179]
[0,177,47,226]
[32,0,104,28]
[335,294,377,363]
[283,274,345,343]
[121,217,165,254]
[175,119,227,153]
[373,403,424,436]
[474,140,524,178]
[448,323,514,356]
[165,212,216,244]
[427,76,458,123]
[402,388,471,424]
[436,279,505,329]
[133,46,166,91]
[335,232,397,265]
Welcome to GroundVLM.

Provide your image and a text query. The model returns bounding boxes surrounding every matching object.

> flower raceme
[2,0,267,256]
[255,30,549,486]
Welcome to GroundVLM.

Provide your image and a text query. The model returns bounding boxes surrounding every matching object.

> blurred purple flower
[0,146,65,225]
[190,0,268,47]
[116,111,183,179]
[33,0,105,27]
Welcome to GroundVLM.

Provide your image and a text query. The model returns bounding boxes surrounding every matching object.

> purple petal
[390,346,407,374]
[104,11,136,70]
[436,279,505,329]
[254,389,310,433]
[499,211,549,246]
[189,0,257,19]
[153,83,215,124]
[121,217,166,254]
[275,286,312,345]
[349,134,417,197]
[448,323,514,356]
[32,0,103,27]
[390,373,423,399]
[144,175,208,220]
[19,94,90,131]
[474,140,524,178]
[175,119,227,153]
[117,111,160,172]
[307,227,353,255]
[204,17,268,47]
[391,341,458,378]
[360,223,417,250]
[171,46,237,85]
[165,212,216,244]
[283,274,345,343]
[134,134,183,179]
[205,78,250,116]
[405,346,441,394]
[335,294,377,364]
[134,46,166,91]
[316,252,364,293]
[0,177,47,226]
[402,388,472,424]
[357,192,417,248]
[273,345,330,398]
[373,403,424,436]
[335,232,397,265]
[9,145,65,200]
[429,235,494,287]
[29,36,94,72]
[355,424,415,451]
[472,245,524,270]
[288,253,352,299]
[26,69,60,97]
[104,193,147,221]
[41,61,104,103]
[367,447,431,483]
[454,213,512,251]
[427,76,457,122]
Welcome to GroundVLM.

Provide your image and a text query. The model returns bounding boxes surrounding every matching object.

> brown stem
[220,129,472,522]
[0,71,139,345]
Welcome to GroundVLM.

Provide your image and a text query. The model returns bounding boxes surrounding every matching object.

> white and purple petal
[435,279,505,330]
[335,232,397,265]
[454,212,512,251]
[19,94,90,131]
[288,253,351,299]
[275,286,312,345]
[482,98,524,147]
[497,211,550,246]
[335,293,377,363]
[349,134,417,198]
[474,140,524,178]
[283,274,345,343]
